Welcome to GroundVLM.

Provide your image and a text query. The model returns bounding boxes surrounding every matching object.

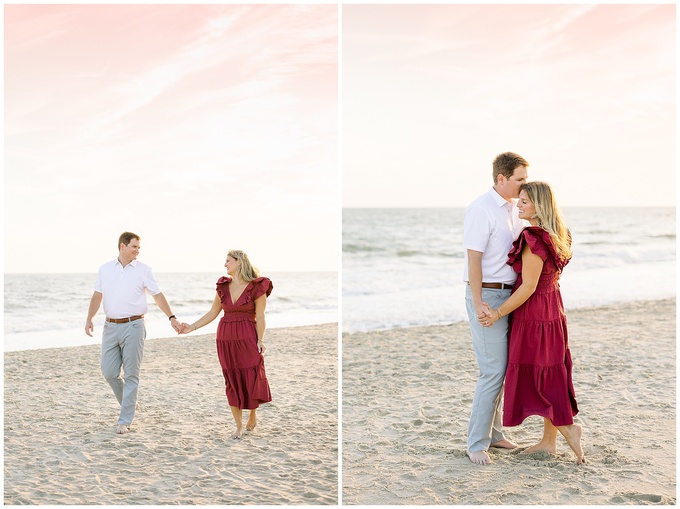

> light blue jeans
[465,285,512,452]
[101,320,146,426]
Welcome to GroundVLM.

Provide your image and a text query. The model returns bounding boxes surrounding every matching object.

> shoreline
[342,299,676,504]
[5,323,339,505]
[342,296,676,336]
[4,318,337,353]
[4,319,339,354]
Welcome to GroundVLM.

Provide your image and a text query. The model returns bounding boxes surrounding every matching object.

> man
[463,152,529,465]
[85,232,181,434]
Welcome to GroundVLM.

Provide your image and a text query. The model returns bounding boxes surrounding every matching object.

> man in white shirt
[85,232,181,434]
[463,152,529,465]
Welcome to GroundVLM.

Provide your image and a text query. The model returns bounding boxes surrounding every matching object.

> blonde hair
[520,182,572,261]
[228,250,260,282]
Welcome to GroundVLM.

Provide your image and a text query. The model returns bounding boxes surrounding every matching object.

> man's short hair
[492,152,529,184]
[118,232,140,249]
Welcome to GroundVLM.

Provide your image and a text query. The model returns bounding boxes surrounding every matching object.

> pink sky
[343,4,675,207]
[5,5,338,273]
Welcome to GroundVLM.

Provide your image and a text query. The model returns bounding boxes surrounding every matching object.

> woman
[481,181,584,464]
[181,250,273,439]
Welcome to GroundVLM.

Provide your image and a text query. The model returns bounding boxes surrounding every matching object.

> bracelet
[193,324,197,331]
[168,315,176,320]
[496,308,503,319]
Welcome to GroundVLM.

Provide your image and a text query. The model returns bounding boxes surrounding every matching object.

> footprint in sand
[610,493,664,504]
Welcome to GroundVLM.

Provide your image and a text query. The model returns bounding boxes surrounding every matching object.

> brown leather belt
[106,315,144,323]
[481,282,513,290]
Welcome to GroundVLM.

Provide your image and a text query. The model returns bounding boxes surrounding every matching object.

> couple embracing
[85,232,272,439]
[464,152,584,465]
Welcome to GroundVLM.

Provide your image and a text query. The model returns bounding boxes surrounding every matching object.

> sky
[342,4,676,208]
[5,4,338,274]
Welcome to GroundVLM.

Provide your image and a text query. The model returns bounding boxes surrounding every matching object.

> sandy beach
[342,299,676,505]
[4,323,338,505]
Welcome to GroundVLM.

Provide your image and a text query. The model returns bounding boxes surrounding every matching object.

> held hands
[170,317,182,334]
[479,302,502,327]
[476,302,492,322]
[179,322,194,334]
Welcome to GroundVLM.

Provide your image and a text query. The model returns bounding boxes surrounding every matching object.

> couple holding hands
[86,235,272,439]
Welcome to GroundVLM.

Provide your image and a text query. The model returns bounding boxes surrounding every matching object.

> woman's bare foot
[558,424,585,464]
[231,427,244,439]
[490,439,517,449]
[246,411,257,431]
[116,424,130,434]
[466,449,492,465]
[521,440,557,455]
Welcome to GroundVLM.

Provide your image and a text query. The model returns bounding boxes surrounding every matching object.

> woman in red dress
[481,182,584,464]
[181,250,272,439]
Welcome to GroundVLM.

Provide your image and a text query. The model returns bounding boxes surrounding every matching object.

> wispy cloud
[5,4,338,273]
[343,4,675,207]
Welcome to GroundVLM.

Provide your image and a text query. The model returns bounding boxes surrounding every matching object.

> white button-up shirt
[463,188,527,284]
[94,259,161,319]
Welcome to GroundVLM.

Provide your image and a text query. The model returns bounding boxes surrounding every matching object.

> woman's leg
[229,406,244,439]
[246,408,257,431]
[522,417,558,455]
[556,423,585,464]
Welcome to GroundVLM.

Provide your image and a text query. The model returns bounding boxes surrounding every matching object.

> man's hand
[476,302,493,321]
[170,317,181,334]
[85,319,94,337]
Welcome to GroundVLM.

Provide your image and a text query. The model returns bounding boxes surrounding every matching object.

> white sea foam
[4,271,337,351]
[342,207,675,334]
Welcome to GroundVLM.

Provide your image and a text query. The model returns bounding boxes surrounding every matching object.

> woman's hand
[480,304,501,327]
[257,340,267,354]
[179,322,194,334]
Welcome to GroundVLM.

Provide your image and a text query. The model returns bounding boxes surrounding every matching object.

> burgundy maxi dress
[503,227,579,427]
[215,276,273,410]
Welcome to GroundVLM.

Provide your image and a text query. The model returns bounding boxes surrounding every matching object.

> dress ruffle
[507,226,569,272]
[216,276,273,305]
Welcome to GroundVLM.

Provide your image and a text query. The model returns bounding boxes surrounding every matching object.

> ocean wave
[342,243,385,254]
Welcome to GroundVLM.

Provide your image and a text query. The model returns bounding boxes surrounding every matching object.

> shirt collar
[489,187,512,207]
[114,258,138,268]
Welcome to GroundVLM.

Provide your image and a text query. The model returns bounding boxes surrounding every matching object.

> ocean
[342,207,675,334]
[4,271,337,352]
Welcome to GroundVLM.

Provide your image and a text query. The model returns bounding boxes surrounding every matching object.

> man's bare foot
[490,439,517,450]
[467,450,492,465]
[521,441,557,455]
[231,427,244,439]
[116,425,130,434]
[560,424,585,464]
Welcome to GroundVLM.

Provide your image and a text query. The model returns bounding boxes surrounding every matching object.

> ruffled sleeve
[249,276,273,301]
[508,227,568,271]
[233,276,274,306]
[216,276,231,301]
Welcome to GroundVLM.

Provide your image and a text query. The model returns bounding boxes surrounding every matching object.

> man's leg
[465,287,512,462]
[118,320,146,427]
[101,322,124,405]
